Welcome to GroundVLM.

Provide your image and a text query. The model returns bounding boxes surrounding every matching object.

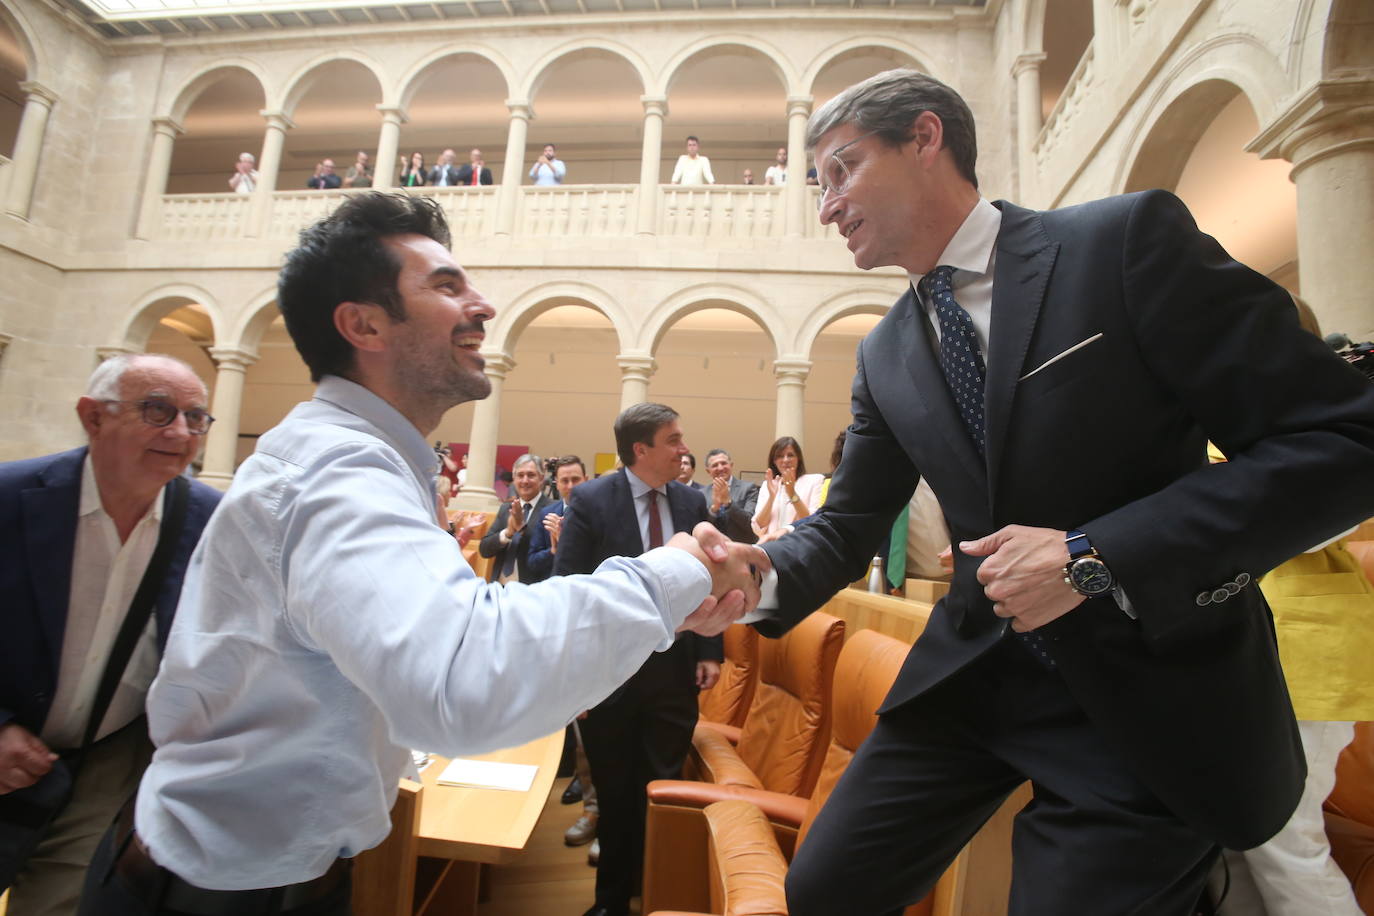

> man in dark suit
[734,70,1374,915]
[703,448,758,544]
[526,455,588,583]
[427,148,461,188]
[0,354,220,913]
[556,403,723,916]
[477,453,548,584]
[455,148,493,187]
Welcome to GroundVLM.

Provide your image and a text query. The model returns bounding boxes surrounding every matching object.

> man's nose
[466,290,497,322]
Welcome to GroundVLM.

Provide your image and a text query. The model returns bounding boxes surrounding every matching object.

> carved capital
[259,109,296,132]
[505,99,533,121]
[1249,77,1374,176]
[480,350,516,380]
[376,105,409,126]
[208,346,259,372]
[18,81,58,107]
[1011,53,1047,78]
[641,96,669,119]
[773,357,812,384]
[617,354,657,381]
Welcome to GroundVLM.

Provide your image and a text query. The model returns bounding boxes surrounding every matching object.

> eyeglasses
[103,398,215,435]
[816,130,881,210]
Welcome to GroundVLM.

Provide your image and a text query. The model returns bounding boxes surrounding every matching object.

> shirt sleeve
[280,443,711,756]
[702,157,715,184]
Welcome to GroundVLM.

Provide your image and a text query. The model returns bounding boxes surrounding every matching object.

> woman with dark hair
[400,151,427,187]
[751,435,825,541]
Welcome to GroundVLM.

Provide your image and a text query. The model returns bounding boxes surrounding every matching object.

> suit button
[1211,588,1230,604]
[1235,572,1251,588]
[1196,592,1212,607]
[1224,581,1241,596]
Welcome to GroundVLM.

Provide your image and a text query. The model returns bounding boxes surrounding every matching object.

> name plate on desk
[437,758,538,792]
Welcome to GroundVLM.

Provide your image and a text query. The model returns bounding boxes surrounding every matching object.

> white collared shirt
[908,197,1002,356]
[136,376,709,890]
[625,467,674,551]
[41,456,162,749]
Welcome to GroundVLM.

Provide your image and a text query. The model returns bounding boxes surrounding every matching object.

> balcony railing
[148,184,834,244]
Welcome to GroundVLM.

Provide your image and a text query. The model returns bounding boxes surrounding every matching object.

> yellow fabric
[1260,541,1374,721]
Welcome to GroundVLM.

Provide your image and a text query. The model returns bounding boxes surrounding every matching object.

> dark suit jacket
[455,164,493,186]
[477,492,550,584]
[0,447,221,738]
[427,164,461,187]
[708,476,760,544]
[555,469,722,673]
[760,190,1374,850]
[524,498,563,583]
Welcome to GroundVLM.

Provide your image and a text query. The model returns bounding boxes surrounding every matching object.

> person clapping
[751,435,824,543]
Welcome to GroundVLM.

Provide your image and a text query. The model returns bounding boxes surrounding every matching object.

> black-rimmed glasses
[103,398,215,435]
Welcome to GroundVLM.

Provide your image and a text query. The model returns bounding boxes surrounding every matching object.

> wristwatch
[1063,529,1115,597]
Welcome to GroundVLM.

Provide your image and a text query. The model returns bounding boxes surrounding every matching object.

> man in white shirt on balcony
[764,146,788,185]
[227,152,257,194]
[670,136,714,185]
[529,143,567,186]
[75,191,762,916]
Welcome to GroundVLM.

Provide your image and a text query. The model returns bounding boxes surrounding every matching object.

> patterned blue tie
[920,266,986,456]
[921,267,1055,669]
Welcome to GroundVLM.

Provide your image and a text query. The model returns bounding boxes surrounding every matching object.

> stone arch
[488,281,632,354]
[397,45,515,113]
[165,60,271,123]
[801,38,934,97]
[281,50,388,119]
[227,287,282,355]
[658,36,797,98]
[1116,35,1288,194]
[114,284,227,352]
[793,289,895,356]
[640,284,783,357]
[1020,0,1049,54]
[0,0,43,86]
[520,39,650,103]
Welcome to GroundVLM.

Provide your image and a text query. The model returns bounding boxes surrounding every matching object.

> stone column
[636,96,668,236]
[617,353,657,410]
[5,81,59,219]
[495,100,532,236]
[785,96,812,237]
[134,117,184,240]
[374,106,406,190]
[1012,53,1047,202]
[249,110,294,237]
[773,358,812,445]
[199,346,258,491]
[1251,79,1374,339]
[456,351,514,512]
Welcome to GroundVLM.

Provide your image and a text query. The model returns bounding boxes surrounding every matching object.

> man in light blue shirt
[529,143,566,186]
[77,192,760,916]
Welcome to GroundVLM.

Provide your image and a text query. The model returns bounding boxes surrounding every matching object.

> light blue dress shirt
[135,376,709,890]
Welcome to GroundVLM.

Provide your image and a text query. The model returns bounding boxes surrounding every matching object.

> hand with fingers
[670,522,772,636]
[960,525,1082,631]
[0,722,58,794]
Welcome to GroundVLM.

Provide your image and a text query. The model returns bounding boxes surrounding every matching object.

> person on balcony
[670,136,714,185]
[227,152,257,194]
[305,159,339,190]
[399,151,427,188]
[764,146,788,185]
[342,151,372,189]
[456,148,493,187]
[529,143,566,186]
[741,169,755,185]
[428,148,460,187]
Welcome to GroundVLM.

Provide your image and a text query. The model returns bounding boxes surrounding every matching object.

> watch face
[1069,557,1114,596]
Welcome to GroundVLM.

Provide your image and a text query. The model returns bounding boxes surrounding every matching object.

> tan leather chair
[697,623,761,737]
[690,612,844,798]
[352,779,422,916]
[1325,722,1374,913]
[645,628,916,916]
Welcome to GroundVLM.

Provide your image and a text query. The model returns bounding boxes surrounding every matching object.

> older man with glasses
[0,353,221,915]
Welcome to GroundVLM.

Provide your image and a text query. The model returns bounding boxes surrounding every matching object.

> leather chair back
[736,612,844,798]
[796,629,909,852]
[698,624,760,728]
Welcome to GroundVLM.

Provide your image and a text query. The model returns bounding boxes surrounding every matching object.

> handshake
[668,522,770,637]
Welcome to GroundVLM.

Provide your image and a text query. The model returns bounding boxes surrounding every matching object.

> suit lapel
[23,449,86,672]
[984,201,1059,498]
[610,471,645,554]
[666,483,699,535]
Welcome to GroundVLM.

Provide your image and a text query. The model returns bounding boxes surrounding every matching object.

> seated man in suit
[0,353,220,915]
[556,403,724,916]
[703,448,759,544]
[478,453,549,584]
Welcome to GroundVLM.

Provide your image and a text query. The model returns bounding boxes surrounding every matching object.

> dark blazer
[760,190,1374,850]
[477,492,550,584]
[524,498,563,583]
[556,469,722,667]
[427,164,462,187]
[454,164,493,186]
[0,447,221,738]
[708,476,760,544]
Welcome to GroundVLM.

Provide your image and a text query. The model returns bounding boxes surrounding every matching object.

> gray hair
[86,353,205,403]
[705,448,731,463]
[512,453,544,475]
[806,68,978,189]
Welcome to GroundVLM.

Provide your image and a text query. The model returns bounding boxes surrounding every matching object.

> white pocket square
[1018,333,1104,382]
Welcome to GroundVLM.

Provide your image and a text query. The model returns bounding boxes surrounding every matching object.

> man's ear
[911,110,944,160]
[333,301,391,354]
[75,396,105,438]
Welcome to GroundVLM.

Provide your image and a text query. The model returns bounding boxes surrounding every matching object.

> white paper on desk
[436,758,538,792]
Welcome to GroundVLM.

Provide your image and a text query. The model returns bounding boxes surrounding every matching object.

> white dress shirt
[624,467,674,550]
[671,155,715,185]
[41,456,162,749]
[135,376,709,890]
[907,196,1002,354]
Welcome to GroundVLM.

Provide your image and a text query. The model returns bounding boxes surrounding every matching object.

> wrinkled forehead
[122,361,208,406]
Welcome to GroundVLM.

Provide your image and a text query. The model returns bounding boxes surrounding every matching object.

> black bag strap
[78,475,190,755]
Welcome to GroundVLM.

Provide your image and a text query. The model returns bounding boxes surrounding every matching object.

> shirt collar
[80,452,164,523]
[907,197,1002,289]
[624,467,665,499]
[313,375,439,485]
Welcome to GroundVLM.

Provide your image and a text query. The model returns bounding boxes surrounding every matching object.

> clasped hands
[959,524,1084,632]
[670,522,770,637]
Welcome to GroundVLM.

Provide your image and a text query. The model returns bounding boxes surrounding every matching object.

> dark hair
[615,403,679,467]
[767,436,807,477]
[705,448,729,463]
[829,429,847,473]
[807,68,978,189]
[682,452,696,469]
[553,454,586,477]
[277,192,452,381]
[686,135,700,144]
